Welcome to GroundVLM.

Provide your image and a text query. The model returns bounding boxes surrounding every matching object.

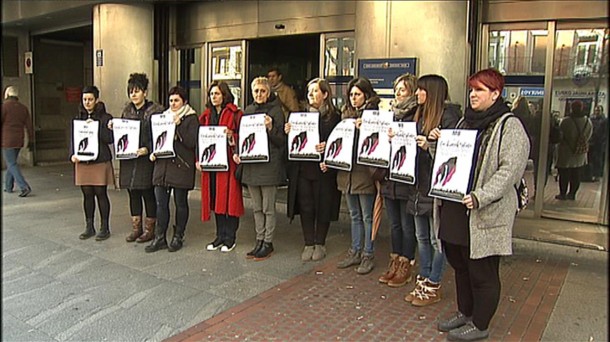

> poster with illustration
[324,118,356,171]
[73,120,99,162]
[388,121,418,184]
[198,126,228,171]
[429,129,478,202]
[112,118,140,160]
[238,113,269,163]
[150,113,176,158]
[357,110,393,168]
[288,112,320,161]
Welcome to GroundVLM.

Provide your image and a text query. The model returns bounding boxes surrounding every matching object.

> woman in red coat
[197,81,245,252]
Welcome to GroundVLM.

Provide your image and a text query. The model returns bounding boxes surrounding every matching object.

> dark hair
[307,77,338,120]
[345,77,376,111]
[570,100,585,117]
[468,68,505,93]
[127,73,149,95]
[168,86,188,103]
[205,80,235,109]
[414,74,449,135]
[267,67,282,76]
[82,85,99,99]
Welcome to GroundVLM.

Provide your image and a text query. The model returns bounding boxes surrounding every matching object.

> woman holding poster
[404,75,461,307]
[198,81,244,253]
[145,86,199,253]
[336,77,380,275]
[70,86,114,241]
[235,77,286,261]
[285,78,341,262]
[434,69,529,341]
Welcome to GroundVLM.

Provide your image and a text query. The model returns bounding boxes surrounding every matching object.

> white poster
[73,120,99,162]
[198,126,229,171]
[112,119,140,160]
[238,113,269,163]
[357,110,393,168]
[429,129,478,202]
[388,121,418,184]
[324,118,356,171]
[288,112,320,161]
[150,113,176,158]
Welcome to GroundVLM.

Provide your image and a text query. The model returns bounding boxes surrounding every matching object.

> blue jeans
[345,193,375,255]
[384,197,416,260]
[3,148,29,191]
[414,214,446,283]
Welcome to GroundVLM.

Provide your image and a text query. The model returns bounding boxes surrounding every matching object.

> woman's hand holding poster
[389,121,417,184]
[112,119,140,160]
[73,119,99,162]
[150,113,176,158]
[198,126,228,171]
[324,118,356,171]
[429,129,478,202]
[238,113,269,162]
[357,110,393,168]
[288,112,320,161]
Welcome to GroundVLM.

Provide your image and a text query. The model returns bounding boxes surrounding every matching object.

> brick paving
[167,245,569,342]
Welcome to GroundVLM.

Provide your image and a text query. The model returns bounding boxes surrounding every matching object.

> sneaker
[404,275,426,302]
[355,253,375,274]
[337,249,361,269]
[447,322,489,341]
[311,245,326,261]
[301,245,315,261]
[555,194,567,200]
[438,311,471,332]
[411,280,441,307]
[220,243,235,252]
[206,237,223,251]
[18,186,31,197]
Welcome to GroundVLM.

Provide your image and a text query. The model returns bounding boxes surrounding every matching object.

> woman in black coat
[285,78,341,262]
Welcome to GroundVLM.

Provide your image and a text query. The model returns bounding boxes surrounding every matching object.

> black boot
[168,225,185,252]
[246,239,264,259]
[95,220,111,241]
[79,218,96,240]
[254,242,274,261]
[145,225,167,253]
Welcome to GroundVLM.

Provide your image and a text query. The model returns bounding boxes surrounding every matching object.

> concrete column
[355,1,469,107]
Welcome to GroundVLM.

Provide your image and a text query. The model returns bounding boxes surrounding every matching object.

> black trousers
[155,186,189,237]
[443,241,500,331]
[557,167,581,196]
[214,213,239,245]
[297,176,329,246]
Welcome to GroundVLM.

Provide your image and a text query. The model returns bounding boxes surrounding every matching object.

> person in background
[2,86,34,197]
[286,78,341,262]
[146,86,199,253]
[435,68,529,341]
[336,76,380,275]
[267,67,301,121]
[586,105,607,182]
[378,73,418,287]
[198,81,245,252]
[235,76,286,261]
[113,73,164,244]
[70,86,114,240]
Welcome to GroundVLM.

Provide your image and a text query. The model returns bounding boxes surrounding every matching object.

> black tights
[298,176,330,246]
[81,185,110,222]
[128,188,156,218]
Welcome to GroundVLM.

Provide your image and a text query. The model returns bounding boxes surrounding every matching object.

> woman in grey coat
[433,69,529,341]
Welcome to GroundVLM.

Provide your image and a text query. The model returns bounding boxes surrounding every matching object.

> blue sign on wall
[358,58,417,89]
[520,87,544,97]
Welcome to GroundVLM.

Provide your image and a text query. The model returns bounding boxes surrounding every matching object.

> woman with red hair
[433,68,530,341]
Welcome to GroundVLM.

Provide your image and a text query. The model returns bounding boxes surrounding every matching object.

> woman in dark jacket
[336,76,380,275]
[114,73,164,244]
[145,86,199,253]
[286,78,341,262]
[198,81,245,252]
[234,76,286,261]
[404,74,461,307]
[70,86,114,241]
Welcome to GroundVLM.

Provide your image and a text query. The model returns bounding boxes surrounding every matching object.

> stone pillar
[355,1,469,107]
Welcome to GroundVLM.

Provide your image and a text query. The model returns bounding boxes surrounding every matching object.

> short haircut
[251,76,271,93]
[468,68,505,93]
[168,86,188,103]
[570,100,584,117]
[206,80,235,109]
[82,85,100,99]
[267,67,282,76]
[393,73,417,96]
[127,73,149,95]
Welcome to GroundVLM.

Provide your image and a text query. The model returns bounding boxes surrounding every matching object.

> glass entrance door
[208,41,247,108]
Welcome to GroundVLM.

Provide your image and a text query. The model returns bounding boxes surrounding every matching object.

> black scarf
[463,98,510,130]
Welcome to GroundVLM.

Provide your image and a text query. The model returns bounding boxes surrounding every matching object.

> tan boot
[388,256,413,288]
[411,280,441,307]
[404,275,426,302]
[137,217,156,243]
[125,216,142,242]
[378,253,399,283]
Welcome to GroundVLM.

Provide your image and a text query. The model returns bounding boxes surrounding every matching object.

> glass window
[324,36,355,77]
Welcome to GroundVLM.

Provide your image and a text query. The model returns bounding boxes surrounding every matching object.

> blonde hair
[251,77,270,93]
[393,73,417,96]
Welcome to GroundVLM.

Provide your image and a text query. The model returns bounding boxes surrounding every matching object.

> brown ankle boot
[137,217,156,243]
[388,256,413,287]
[126,216,142,242]
[378,253,399,283]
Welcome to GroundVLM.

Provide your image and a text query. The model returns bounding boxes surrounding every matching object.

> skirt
[75,161,115,186]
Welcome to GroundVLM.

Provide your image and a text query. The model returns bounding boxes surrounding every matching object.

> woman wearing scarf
[434,68,529,341]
